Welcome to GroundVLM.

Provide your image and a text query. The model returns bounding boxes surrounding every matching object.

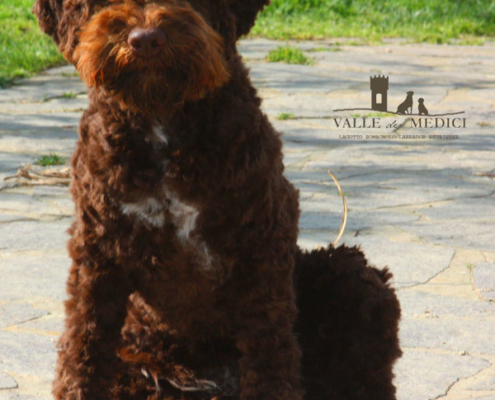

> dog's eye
[109,18,128,31]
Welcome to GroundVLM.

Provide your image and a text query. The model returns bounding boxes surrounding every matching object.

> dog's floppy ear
[226,0,270,38]
[32,0,89,63]
[32,0,64,44]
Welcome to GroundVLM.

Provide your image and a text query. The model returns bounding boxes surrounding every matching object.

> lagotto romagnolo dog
[32,1,402,399]
[397,91,414,115]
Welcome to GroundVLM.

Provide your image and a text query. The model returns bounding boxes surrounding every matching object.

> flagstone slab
[395,349,490,400]
[0,371,18,390]
[0,193,72,219]
[0,219,71,253]
[13,315,64,336]
[396,219,495,250]
[0,153,36,174]
[0,304,49,329]
[0,394,51,400]
[397,290,495,318]
[400,316,495,354]
[0,75,85,104]
[466,375,495,391]
[0,128,77,156]
[0,113,80,131]
[0,331,56,380]
[0,253,69,302]
[473,263,495,301]
[343,235,455,288]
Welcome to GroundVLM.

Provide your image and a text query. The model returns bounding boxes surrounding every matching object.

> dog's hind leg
[53,250,133,400]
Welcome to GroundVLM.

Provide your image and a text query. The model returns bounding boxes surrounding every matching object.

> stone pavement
[0,38,494,400]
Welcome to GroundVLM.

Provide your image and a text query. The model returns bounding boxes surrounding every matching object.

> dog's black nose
[128,28,166,58]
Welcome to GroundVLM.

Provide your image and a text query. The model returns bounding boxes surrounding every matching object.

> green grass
[266,46,313,64]
[41,91,83,102]
[61,71,79,78]
[35,154,66,167]
[277,112,296,120]
[252,0,495,42]
[306,46,342,52]
[306,46,331,52]
[0,0,64,87]
[1,0,493,88]
[61,91,78,99]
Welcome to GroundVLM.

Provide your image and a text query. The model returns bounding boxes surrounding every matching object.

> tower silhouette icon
[370,75,388,112]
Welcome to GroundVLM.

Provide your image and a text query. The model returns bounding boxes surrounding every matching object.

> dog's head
[33,0,269,114]
[407,91,414,96]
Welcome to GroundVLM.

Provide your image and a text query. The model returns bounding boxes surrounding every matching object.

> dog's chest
[120,190,198,235]
[119,124,212,264]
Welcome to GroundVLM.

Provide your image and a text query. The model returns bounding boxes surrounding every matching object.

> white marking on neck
[165,189,213,267]
[121,197,165,227]
[152,123,168,144]
[119,188,213,268]
[168,193,199,241]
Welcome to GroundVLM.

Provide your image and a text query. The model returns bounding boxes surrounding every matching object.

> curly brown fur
[115,245,402,400]
[225,0,270,38]
[35,1,302,399]
[73,1,231,114]
[32,1,401,399]
[294,245,402,400]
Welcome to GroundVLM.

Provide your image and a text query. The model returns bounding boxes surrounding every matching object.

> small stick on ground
[328,170,348,247]
[4,164,71,187]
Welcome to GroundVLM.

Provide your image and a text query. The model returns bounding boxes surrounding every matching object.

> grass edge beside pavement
[1,0,494,87]
[0,0,65,88]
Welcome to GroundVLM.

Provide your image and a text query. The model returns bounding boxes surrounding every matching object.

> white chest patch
[165,189,213,265]
[120,192,199,237]
[121,197,165,227]
[166,189,199,241]
[120,124,212,267]
[144,123,169,149]
[151,123,168,144]
[120,191,212,267]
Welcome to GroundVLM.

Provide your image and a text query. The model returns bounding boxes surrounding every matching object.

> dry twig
[4,164,71,187]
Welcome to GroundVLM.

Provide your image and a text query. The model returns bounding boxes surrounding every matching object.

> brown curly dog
[32,1,402,399]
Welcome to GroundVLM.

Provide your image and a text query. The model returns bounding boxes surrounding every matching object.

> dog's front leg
[235,271,304,400]
[53,257,132,400]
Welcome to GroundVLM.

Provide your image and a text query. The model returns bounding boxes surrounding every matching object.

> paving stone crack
[397,247,457,290]
[432,377,460,400]
[1,312,52,330]
[369,191,495,211]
